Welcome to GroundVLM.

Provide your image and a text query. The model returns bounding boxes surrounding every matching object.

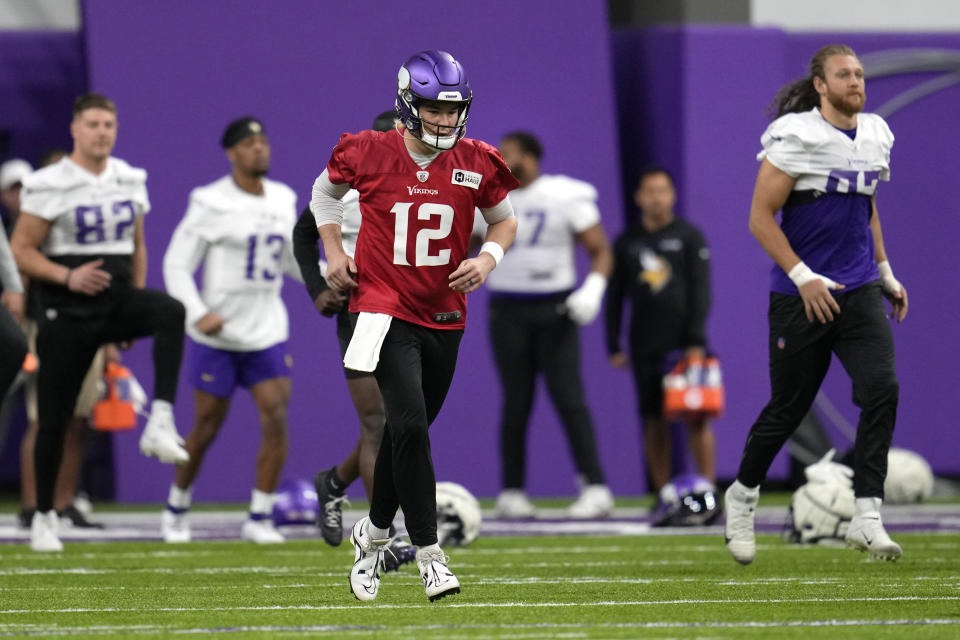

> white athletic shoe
[417,547,461,602]
[724,482,759,565]
[846,513,902,561]
[161,509,191,543]
[349,517,389,601]
[567,484,614,519]
[140,404,189,464]
[30,510,63,552]
[495,489,536,518]
[242,517,285,544]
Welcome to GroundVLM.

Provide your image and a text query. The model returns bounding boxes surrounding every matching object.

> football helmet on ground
[436,481,481,546]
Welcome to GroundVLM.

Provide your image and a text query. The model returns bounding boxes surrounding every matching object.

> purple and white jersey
[19,157,149,256]
[758,107,894,295]
[163,175,299,352]
[485,174,600,294]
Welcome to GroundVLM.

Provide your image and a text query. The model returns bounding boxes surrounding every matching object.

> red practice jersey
[326,129,518,329]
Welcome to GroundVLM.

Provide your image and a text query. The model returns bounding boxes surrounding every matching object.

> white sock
[417,543,441,556]
[152,399,173,415]
[250,489,274,515]
[731,479,760,499]
[167,485,192,510]
[366,520,390,540]
[855,497,882,517]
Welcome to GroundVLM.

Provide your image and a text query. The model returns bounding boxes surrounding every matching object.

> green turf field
[1,532,958,638]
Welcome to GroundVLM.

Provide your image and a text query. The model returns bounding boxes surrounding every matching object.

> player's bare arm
[749,159,842,324]
[132,215,147,288]
[577,223,613,278]
[869,198,907,322]
[449,215,517,292]
[11,212,111,295]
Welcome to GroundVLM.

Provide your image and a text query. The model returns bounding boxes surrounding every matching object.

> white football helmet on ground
[786,480,855,544]
[884,447,935,504]
[436,481,481,546]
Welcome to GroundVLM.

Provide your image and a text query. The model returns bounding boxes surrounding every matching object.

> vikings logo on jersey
[758,107,894,197]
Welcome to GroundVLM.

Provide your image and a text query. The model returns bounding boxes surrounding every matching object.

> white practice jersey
[485,174,600,293]
[19,157,149,256]
[163,175,299,351]
[758,107,893,195]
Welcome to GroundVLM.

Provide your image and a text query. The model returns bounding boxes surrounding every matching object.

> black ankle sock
[327,468,346,494]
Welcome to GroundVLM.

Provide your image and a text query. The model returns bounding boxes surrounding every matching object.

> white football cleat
[161,509,191,543]
[724,482,759,565]
[140,404,189,464]
[30,510,63,552]
[846,513,902,561]
[242,517,285,544]
[417,547,460,602]
[349,517,388,601]
[495,489,536,518]
[567,484,614,519]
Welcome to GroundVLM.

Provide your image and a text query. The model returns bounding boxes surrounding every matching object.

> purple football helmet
[272,479,319,526]
[652,472,721,527]
[396,49,472,150]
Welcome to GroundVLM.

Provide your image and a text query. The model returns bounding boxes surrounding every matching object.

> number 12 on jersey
[390,202,454,266]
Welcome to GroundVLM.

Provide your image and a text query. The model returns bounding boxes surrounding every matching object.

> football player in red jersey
[311,50,518,601]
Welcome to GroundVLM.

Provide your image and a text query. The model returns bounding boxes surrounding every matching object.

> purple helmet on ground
[652,472,721,527]
[396,49,472,150]
[272,479,319,526]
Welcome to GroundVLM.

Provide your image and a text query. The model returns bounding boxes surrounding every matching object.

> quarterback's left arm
[132,215,147,288]
[566,222,613,326]
[870,198,907,322]
[449,198,516,293]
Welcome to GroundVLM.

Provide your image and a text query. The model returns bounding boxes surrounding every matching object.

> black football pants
[368,320,462,547]
[34,288,185,512]
[736,282,898,498]
[489,295,607,491]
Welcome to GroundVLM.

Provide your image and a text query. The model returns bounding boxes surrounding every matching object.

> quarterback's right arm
[310,169,355,291]
[749,159,842,324]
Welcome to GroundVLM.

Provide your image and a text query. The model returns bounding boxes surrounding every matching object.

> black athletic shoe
[18,508,35,529]
[314,468,348,546]
[58,505,104,529]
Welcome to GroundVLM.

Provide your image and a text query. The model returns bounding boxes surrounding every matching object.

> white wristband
[877,260,894,280]
[787,261,817,288]
[480,241,505,267]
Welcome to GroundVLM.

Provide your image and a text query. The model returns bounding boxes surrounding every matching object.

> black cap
[220,117,265,149]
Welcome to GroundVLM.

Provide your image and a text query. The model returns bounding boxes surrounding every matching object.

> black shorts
[630,351,683,420]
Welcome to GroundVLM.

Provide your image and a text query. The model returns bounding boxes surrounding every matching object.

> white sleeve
[756,114,809,177]
[162,208,211,327]
[0,227,23,294]
[480,197,515,225]
[566,198,601,234]
[310,169,350,227]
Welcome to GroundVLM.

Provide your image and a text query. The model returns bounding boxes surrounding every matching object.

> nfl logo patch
[417,171,429,182]
[777,337,786,350]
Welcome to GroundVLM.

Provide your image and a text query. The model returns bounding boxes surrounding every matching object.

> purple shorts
[190,340,292,398]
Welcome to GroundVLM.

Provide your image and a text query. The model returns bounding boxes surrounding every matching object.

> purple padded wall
[81,1,630,501]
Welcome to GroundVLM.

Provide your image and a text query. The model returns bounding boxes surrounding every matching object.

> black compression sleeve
[292,206,329,300]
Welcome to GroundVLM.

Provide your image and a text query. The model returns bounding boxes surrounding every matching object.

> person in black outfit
[605,166,714,504]
[11,93,188,552]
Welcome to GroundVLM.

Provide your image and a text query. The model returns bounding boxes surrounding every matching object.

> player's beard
[827,88,865,117]
[509,165,528,183]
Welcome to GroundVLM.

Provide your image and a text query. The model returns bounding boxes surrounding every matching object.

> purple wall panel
[615,27,960,481]
[0,32,86,166]
[81,0,629,502]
